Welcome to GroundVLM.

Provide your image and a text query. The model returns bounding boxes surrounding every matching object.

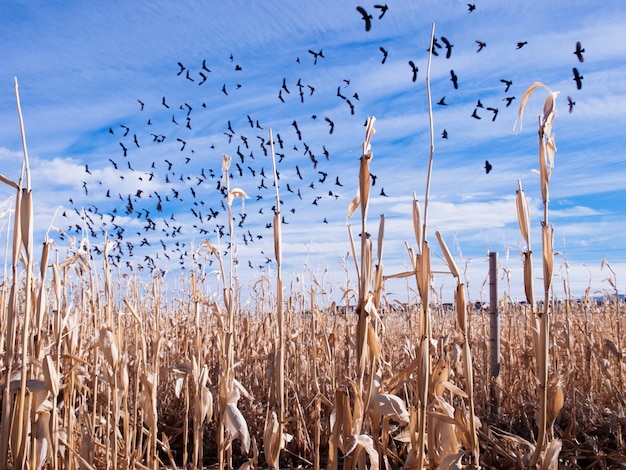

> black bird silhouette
[308,49,324,65]
[198,72,207,85]
[221,84,228,95]
[516,41,528,49]
[177,62,185,76]
[467,3,476,12]
[450,69,458,89]
[325,117,335,134]
[572,67,583,90]
[503,96,515,107]
[292,120,302,140]
[380,187,388,197]
[442,129,448,139]
[475,40,486,52]
[428,37,442,56]
[471,108,481,120]
[162,96,169,108]
[500,79,513,92]
[335,176,343,186]
[437,96,447,106]
[574,41,585,63]
[379,46,388,64]
[440,36,453,59]
[373,3,388,19]
[356,6,373,31]
[485,160,492,174]
[119,142,128,156]
[567,96,575,114]
[408,60,418,82]
[281,78,290,94]
[137,99,144,111]
[202,59,211,72]
[486,107,499,121]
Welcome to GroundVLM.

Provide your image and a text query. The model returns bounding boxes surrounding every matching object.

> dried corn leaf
[514,81,550,133]
[412,195,422,253]
[542,223,554,294]
[455,282,466,333]
[42,354,59,398]
[370,394,410,424]
[516,180,531,245]
[435,231,459,278]
[224,403,251,454]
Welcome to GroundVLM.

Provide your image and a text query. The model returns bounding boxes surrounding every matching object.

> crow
[450,69,458,89]
[373,4,388,19]
[379,46,388,64]
[574,41,585,63]
[572,67,583,90]
[567,96,575,114]
[408,60,418,82]
[440,36,453,59]
[356,6,373,31]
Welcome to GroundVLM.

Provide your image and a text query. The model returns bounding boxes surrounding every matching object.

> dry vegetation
[1,64,625,469]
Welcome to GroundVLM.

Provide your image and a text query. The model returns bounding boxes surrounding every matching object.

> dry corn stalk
[515,81,561,467]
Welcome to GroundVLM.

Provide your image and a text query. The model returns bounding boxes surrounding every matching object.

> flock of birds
[59,2,587,276]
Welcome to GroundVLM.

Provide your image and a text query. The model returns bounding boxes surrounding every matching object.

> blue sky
[1,0,625,303]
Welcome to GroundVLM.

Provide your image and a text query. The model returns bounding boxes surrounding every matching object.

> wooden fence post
[489,251,500,416]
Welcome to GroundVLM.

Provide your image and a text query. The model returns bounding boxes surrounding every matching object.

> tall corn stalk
[217,154,251,469]
[263,129,287,469]
[410,23,436,470]
[0,78,35,469]
[515,82,563,466]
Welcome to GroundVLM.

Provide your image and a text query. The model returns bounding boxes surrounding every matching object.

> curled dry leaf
[42,354,59,398]
[224,403,251,454]
[98,328,119,370]
[370,393,410,424]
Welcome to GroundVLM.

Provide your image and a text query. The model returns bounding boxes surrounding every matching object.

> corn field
[1,71,625,469]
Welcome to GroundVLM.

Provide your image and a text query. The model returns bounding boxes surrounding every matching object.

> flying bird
[503,96,515,107]
[516,41,528,49]
[440,36,453,59]
[308,49,324,64]
[467,3,476,12]
[500,79,513,92]
[380,188,388,197]
[373,3,388,19]
[574,41,585,63]
[567,96,575,113]
[442,129,448,139]
[408,60,418,82]
[325,117,335,134]
[475,40,486,52]
[485,160,492,174]
[572,67,583,89]
[356,6,373,31]
[379,46,388,64]
[437,96,447,106]
[137,99,144,111]
[450,69,458,89]
[486,107,499,121]
[471,108,481,120]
